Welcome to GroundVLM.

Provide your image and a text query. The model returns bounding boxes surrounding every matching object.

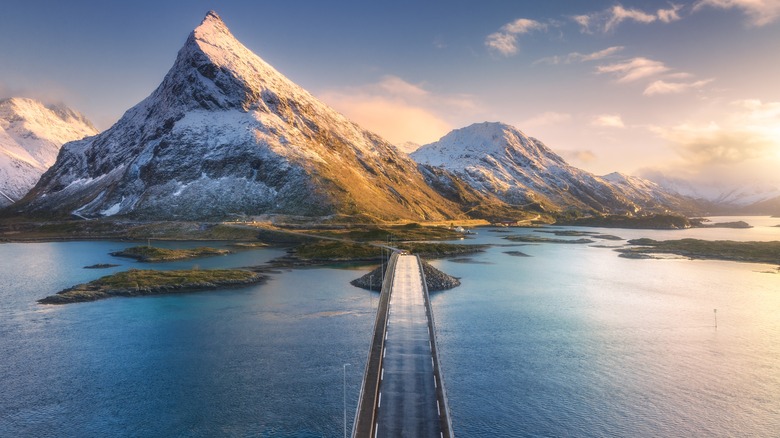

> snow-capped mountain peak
[413,122,688,214]
[413,122,565,170]
[0,97,97,206]
[16,11,462,221]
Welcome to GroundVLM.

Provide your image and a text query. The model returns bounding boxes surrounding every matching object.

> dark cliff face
[15,11,465,221]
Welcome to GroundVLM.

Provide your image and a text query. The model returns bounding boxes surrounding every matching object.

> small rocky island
[111,246,230,262]
[351,260,461,292]
[39,268,266,304]
[616,238,780,264]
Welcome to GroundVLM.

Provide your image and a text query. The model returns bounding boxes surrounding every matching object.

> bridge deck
[375,254,441,436]
[353,253,452,438]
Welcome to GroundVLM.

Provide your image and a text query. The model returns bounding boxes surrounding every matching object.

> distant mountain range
[413,122,693,215]
[5,11,719,222]
[645,173,780,215]
[0,98,97,207]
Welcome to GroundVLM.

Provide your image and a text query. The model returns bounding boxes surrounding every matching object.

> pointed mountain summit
[0,97,97,207]
[16,11,463,220]
[413,122,680,214]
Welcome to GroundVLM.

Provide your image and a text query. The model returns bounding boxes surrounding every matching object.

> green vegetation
[395,242,486,258]
[290,222,463,242]
[96,269,257,288]
[292,241,380,261]
[504,235,594,244]
[38,268,264,304]
[689,219,752,229]
[0,219,268,242]
[277,239,485,265]
[618,238,780,264]
[535,229,623,240]
[556,214,692,229]
[111,246,230,262]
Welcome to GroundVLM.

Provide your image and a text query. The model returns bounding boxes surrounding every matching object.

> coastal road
[374,254,442,437]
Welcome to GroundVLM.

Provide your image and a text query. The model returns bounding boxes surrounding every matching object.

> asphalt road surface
[374,254,443,437]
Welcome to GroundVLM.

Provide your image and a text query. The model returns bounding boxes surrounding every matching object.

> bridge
[352,252,454,437]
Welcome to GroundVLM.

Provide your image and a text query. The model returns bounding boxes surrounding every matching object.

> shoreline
[39,269,269,305]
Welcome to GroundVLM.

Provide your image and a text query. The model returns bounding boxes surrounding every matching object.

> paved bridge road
[353,253,452,438]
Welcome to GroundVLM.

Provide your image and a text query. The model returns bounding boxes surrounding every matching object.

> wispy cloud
[644,78,714,95]
[693,0,780,26]
[535,46,624,65]
[651,99,780,165]
[641,99,780,187]
[574,3,684,33]
[318,75,480,145]
[519,111,572,127]
[593,114,626,128]
[596,57,670,82]
[485,18,547,56]
[559,149,598,164]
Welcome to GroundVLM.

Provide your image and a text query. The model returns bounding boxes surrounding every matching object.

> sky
[2,0,779,194]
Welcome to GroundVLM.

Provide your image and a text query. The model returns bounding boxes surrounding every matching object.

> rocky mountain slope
[0,98,97,207]
[412,122,690,215]
[14,12,464,221]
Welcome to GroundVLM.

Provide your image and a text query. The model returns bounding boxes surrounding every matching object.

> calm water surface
[1,217,779,437]
[432,217,780,437]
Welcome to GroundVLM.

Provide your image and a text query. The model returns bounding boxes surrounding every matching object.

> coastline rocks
[421,261,461,291]
[350,265,386,291]
[351,259,460,292]
[110,246,230,262]
[38,269,266,304]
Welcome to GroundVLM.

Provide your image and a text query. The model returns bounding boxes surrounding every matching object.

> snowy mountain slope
[412,122,689,214]
[413,122,632,213]
[648,173,780,209]
[15,11,464,221]
[601,172,695,213]
[395,141,421,154]
[0,98,97,207]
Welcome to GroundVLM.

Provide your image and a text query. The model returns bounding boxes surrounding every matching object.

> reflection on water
[0,243,374,437]
[432,217,780,437]
[1,217,779,437]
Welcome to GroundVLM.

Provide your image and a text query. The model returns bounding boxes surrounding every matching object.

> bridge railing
[352,251,399,438]
[417,256,455,438]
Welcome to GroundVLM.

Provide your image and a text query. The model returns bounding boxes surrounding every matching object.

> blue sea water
[1,218,779,437]
[0,241,374,437]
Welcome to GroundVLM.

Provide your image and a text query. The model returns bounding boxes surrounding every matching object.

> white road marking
[378,392,382,408]
[437,400,441,416]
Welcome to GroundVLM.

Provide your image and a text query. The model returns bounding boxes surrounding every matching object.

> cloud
[593,114,626,128]
[693,0,780,26]
[559,149,598,164]
[596,57,670,82]
[535,46,624,65]
[641,100,780,189]
[519,111,572,128]
[596,57,712,97]
[606,4,657,31]
[658,3,685,22]
[318,75,481,145]
[643,78,714,95]
[485,18,547,56]
[574,3,684,33]
[650,99,780,165]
